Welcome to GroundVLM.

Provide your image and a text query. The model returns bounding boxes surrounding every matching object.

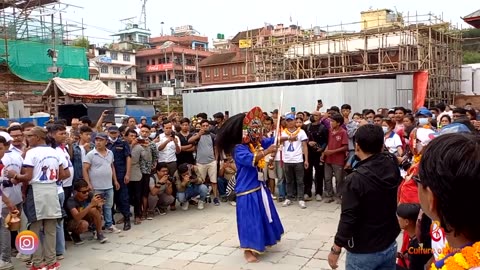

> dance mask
[243,107,265,144]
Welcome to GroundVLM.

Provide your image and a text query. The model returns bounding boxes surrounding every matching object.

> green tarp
[0,40,89,83]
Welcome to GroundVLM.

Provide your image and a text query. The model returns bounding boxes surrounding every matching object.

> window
[125,82,132,92]
[125,68,132,75]
[241,65,247,75]
[100,66,108,74]
[115,82,121,92]
[110,52,118,60]
[214,68,219,77]
[232,66,238,76]
[205,69,210,78]
[223,67,228,76]
[123,54,130,61]
[113,67,120,74]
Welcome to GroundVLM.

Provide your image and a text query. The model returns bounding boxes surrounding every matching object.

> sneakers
[56,254,64,260]
[46,262,60,270]
[299,200,307,209]
[97,233,108,244]
[229,201,236,206]
[158,208,167,216]
[105,225,122,233]
[0,260,13,270]
[213,197,220,206]
[71,232,84,245]
[197,201,205,210]
[282,199,292,207]
[147,210,154,220]
[303,194,312,201]
[315,194,323,201]
[181,202,189,211]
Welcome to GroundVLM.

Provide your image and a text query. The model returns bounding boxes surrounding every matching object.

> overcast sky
[59,0,475,45]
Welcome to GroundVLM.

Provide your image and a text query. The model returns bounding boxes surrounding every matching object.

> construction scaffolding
[246,12,463,106]
[0,0,88,114]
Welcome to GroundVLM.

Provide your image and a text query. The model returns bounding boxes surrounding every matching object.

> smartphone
[291,107,296,113]
[317,99,322,104]
[225,111,229,117]
[476,114,480,121]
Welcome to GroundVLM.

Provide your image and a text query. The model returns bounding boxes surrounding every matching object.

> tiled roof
[464,9,480,19]
[463,9,480,28]
[231,28,264,44]
[199,52,237,67]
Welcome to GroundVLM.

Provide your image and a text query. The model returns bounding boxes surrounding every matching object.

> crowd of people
[0,99,479,270]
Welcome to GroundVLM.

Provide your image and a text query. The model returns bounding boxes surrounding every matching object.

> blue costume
[234,137,284,253]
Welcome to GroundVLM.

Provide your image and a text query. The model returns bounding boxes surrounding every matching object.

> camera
[170,131,176,138]
[2,179,13,188]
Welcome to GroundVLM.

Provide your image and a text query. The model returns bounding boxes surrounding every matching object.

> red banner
[146,63,174,72]
[413,70,429,111]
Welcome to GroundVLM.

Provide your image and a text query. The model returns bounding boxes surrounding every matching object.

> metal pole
[52,14,59,118]
[195,50,199,86]
[167,94,170,113]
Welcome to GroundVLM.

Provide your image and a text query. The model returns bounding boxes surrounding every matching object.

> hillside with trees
[463,28,480,64]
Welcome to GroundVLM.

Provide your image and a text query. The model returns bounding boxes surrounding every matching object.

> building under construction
[242,9,462,106]
[0,0,88,116]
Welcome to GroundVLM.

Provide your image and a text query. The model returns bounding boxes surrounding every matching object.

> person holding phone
[83,133,122,234]
[65,179,107,244]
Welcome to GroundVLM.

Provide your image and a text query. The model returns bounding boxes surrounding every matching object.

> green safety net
[0,40,89,83]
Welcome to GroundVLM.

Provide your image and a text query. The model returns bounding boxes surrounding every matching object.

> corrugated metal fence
[183,76,413,117]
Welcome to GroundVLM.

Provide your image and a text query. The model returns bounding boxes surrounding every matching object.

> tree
[462,29,480,64]
[72,37,90,49]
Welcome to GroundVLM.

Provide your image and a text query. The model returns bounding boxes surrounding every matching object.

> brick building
[136,26,212,98]
[199,51,254,86]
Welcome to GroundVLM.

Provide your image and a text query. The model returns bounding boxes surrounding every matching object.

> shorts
[67,214,94,233]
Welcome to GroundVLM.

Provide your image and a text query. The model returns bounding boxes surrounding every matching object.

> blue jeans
[56,192,65,255]
[275,161,286,198]
[177,184,209,203]
[94,188,114,228]
[346,241,397,270]
[217,177,228,197]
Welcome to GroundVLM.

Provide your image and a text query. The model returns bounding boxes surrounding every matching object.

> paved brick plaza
[14,201,345,270]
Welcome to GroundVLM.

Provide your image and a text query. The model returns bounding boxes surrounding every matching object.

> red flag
[413,70,429,111]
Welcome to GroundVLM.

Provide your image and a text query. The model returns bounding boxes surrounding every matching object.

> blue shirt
[233,137,274,194]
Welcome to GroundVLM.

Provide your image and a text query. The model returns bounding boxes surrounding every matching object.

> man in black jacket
[328,124,401,270]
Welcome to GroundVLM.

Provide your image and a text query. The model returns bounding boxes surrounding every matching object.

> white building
[90,47,138,97]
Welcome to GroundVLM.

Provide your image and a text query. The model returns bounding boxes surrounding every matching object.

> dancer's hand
[266,144,278,154]
[328,251,340,269]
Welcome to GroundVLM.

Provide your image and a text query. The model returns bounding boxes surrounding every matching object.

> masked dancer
[216,107,284,263]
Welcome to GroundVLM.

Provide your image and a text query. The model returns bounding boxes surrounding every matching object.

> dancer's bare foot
[244,250,259,263]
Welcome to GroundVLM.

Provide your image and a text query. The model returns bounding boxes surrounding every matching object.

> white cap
[9,122,20,127]
[0,131,13,142]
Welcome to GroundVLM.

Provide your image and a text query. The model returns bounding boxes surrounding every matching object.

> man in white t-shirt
[156,121,181,175]
[280,114,309,209]
[0,133,20,270]
[6,126,67,270]
[47,124,74,258]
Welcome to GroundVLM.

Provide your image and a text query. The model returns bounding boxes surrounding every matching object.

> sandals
[134,217,142,225]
